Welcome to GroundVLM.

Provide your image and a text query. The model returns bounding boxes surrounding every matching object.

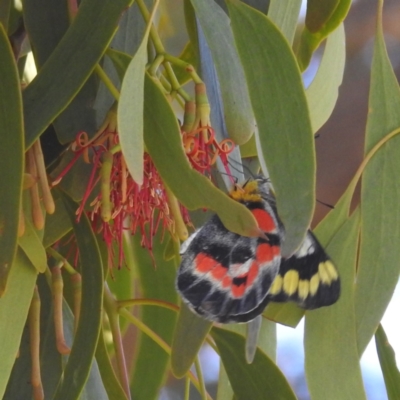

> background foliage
[0,0,400,399]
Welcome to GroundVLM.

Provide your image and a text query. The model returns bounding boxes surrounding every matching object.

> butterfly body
[176,177,340,323]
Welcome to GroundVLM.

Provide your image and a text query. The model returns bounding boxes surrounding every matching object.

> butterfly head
[229,176,271,204]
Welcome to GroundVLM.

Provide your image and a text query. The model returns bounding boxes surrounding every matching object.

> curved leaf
[375,324,400,400]
[228,0,315,256]
[268,0,302,44]
[190,0,254,145]
[143,73,259,238]
[54,193,104,400]
[95,327,128,400]
[23,0,97,143]
[118,11,153,185]
[0,25,24,295]
[23,0,133,149]
[355,5,400,356]
[129,230,178,399]
[306,23,346,133]
[171,303,212,378]
[18,218,47,273]
[0,249,37,399]
[212,327,296,400]
[297,0,351,71]
[305,210,366,399]
[305,0,340,33]
[43,195,72,248]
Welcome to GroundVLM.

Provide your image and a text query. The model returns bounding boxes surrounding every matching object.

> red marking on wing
[222,276,232,288]
[246,262,259,287]
[256,243,279,264]
[232,282,246,298]
[194,253,217,273]
[211,264,228,280]
[251,208,276,233]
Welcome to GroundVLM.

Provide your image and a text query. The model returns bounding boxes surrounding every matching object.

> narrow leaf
[54,193,104,400]
[171,303,212,378]
[375,324,400,400]
[355,3,400,355]
[297,0,351,70]
[43,195,71,248]
[0,25,24,294]
[18,218,47,273]
[23,0,132,148]
[118,2,158,185]
[0,250,37,399]
[190,0,254,145]
[212,327,296,400]
[129,230,179,399]
[95,328,128,400]
[305,210,366,399]
[228,0,315,256]
[143,73,259,238]
[23,0,97,143]
[268,0,302,44]
[306,23,346,133]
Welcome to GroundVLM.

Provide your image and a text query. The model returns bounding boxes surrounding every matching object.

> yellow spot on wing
[298,279,309,300]
[283,270,299,296]
[310,274,319,295]
[325,260,338,280]
[269,274,283,295]
[319,262,336,284]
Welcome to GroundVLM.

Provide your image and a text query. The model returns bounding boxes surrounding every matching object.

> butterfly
[176,176,340,323]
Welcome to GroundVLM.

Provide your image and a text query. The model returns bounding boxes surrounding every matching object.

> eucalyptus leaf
[305,210,366,399]
[23,0,133,148]
[0,25,24,294]
[355,6,400,356]
[212,327,296,400]
[190,0,254,145]
[228,0,315,256]
[171,303,212,378]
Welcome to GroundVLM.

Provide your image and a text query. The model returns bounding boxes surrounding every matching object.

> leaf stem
[118,307,213,399]
[94,64,120,101]
[104,285,132,400]
[194,357,207,400]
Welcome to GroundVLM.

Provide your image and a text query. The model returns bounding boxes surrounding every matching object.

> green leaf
[190,0,254,145]
[305,0,340,33]
[212,327,296,400]
[268,0,302,44]
[297,0,351,71]
[23,0,97,144]
[216,363,234,400]
[22,0,133,149]
[43,195,72,248]
[228,0,315,256]
[143,73,259,238]
[0,0,11,30]
[305,210,366,399]
[0,249,37,399]
[18,218,47,273]
[306,23,346,134]
[0,25,24,295]
[53,193,104,400]
[263,302,304,328]
[129,230,179,399]
[355,7,400,356]
[171,303,212,378]
[375,324,400,400]
[95,327,128,400]
[118,15,152,185]
[106,48,132,80]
